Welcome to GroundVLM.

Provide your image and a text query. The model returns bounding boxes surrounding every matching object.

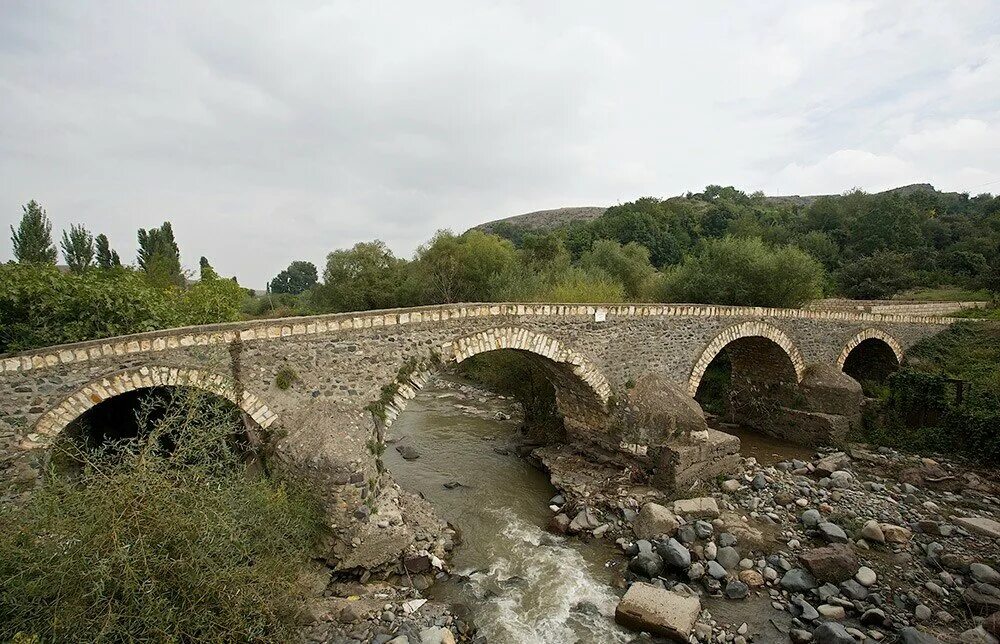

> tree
[660,236,825,308]
[578,239,658,300]
[137,222,183,288]
[313,241,406,312]
[269,261,319,295]
[836,250,913,299]
[60,224,94,273]
[199,256,218,281]
[11,200,57,264]
[95,234,122,268]
[179,275,244,324]
[411,230,519,304]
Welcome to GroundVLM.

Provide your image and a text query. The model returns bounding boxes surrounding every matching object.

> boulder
[615,583,701,641]
[724,580,749,599]
[957,517,1000,540]
[716,546,740,570]
[658,538,692,569]
[673,497,720,519]
[972,564,1000,585]
[985,611,1000,638]
[860,520,885,543]
[899,627,943,643]
[547,513,570,534]
[569,507,600,533]
[629,552,664,578]
[419,626,456,644]
[966,584,1000,614]
[799,544,859,583]
[818,522,849,544]
[880,523,913,544]
[738,569,764,587]
[633,503,680,539]
[814,451,852,477]
[780,568,819,592]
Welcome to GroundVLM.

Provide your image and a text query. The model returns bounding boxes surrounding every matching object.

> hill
[474,183,955,233]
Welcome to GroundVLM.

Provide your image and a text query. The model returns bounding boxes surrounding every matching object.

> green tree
[314,241,405,312]
[199,256,218,281]
[95,234,122,268]
[836,250,913,299]
[180,275,244,324]
[10,200,57,264]
[578,239,658,300]
[269,261,319,295]
[535,266,626,303]
[137,222,183,288]
[60,224,95,273]
[411,230,519,303]
[660,236,825,308]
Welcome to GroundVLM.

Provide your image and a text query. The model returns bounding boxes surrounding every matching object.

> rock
[547,513,570,534]
[404,554,431,573]
[860,608,886,626]
[569,507,600,533]
[839,579,868,600]
[717,532,737,547]
[960,626,998,644]
[813,621,855,644]
[780,568,819,592]
[419,626,456,644]
[704,541,717,561]
[915,604,932,621]
[614,583,701,641]
[818,604,845,620]
[880,523,913,544]
[966,584,1000,614]
[861,520,885,543]
[899,627,943,643]
[801,509,822,528]
[814,452,851,477]
[395,444,421,460]
[673,497,720,519]
[790,628,814,643]
[658,538,692,569]
[799,544,859,583]
[706,561,727,579]
[818,522,849,544]
[629,552,665,578]
[792,596,819,620]
[725,580,749,599]
[985,611,1000,637]
[855,566,877,587]
[717,546,740,570]
[694,520,714,539]
[751,472,768,490]
[722,479,742,493]
[972,564,1000,585]
[687,562,705,580]
[676,524,697,544]
[738,569,764,587]
[634,502,680,539]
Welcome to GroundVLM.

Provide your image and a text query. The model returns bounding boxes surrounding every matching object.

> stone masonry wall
[0,302,956,562]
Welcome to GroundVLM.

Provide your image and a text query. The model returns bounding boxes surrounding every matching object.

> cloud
[1,1,998,286]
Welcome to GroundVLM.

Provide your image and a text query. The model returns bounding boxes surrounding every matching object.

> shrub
[275,365,298,390]
[660,236,825,308]
[0,389,323,642]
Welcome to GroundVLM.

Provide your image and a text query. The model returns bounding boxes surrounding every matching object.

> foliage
[198,256,217,281]
[178,271,245,325]
[270,260,319,295]
[837,250,913,299]
[578,239,658,300]
[860,322,1000,463]
[894,286,991,302]
[0,389,323,642]
[275,365,298,390]
[94,233,121,268]
[660,236,825,308]
[10,200,57,264]
[0,264,179,353]
[314,240,407,312]
[60,224,94,273]
[534,266,626,303]
[137,221,183,288]
[409,229,520,303]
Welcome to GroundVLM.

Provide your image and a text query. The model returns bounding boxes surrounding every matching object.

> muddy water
[384,377,630,643]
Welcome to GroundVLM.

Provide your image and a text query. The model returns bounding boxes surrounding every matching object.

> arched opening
[694,335,800,435]
[842,338,900,395]
[53,386,259,476]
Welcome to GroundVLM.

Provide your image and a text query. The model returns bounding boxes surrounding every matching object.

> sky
[2,2,999,288]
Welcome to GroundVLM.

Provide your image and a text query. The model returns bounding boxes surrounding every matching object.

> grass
[0,389,324,643]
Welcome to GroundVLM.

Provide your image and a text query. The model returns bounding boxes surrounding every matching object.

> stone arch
[836,328,904,370]
[688,321,805,397]
[32,366,276,444]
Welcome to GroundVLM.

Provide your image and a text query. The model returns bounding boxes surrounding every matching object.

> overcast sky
[2,2,999,287]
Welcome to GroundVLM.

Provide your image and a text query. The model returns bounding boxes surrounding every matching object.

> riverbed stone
[629,552,664,578]
[899,626,943,643]
[658,538,692,569]
[633,502,679,539]
[673,497,720,519]
[799,544,858,583]
[880,523,913,544]
[972,564,1000,585]
[716,546,740,570]
[813,621,855,644]
[860,519,885,543]
[818,522,849,544]
[781,568,819,592]
[957,518,1000,539]
[615,583,701,641]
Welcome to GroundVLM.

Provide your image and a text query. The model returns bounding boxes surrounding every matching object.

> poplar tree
[61,224,95,273]
[11,200,57,264]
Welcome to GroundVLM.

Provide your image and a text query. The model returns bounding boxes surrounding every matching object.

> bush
[0,264,179,353]
[534,266,626,303]
[178,274,246,325]
[0,389,323,641]
[836,250,913,299]
[659,236,825,308]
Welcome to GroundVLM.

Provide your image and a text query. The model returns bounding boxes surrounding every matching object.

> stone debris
[614,582,701,641]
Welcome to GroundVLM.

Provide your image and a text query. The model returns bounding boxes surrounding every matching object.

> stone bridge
[0,302,956,566]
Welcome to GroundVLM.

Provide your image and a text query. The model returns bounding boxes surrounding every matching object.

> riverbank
[301,375,1000,643]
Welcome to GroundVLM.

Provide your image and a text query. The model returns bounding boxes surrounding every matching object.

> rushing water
[383,376,631,643]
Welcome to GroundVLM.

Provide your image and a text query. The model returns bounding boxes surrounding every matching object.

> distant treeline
[4,185,999,352]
